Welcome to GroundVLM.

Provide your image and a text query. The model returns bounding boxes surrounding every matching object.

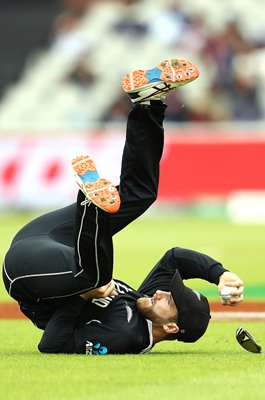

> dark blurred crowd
[35,0,265,122]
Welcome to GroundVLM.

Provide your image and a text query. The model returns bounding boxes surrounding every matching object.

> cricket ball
[221,285,236,301]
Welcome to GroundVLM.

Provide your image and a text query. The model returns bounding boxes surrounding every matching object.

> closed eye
[167,295,173,307]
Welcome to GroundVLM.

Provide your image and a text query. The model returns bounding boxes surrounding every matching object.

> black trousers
[2,103,166,327]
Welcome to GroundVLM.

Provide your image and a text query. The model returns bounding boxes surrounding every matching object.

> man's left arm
[170,247,244,307]
[217,271,244,306]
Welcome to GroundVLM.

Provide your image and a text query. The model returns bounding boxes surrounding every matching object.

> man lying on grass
[3,58,244,355]
[38,248,243,355]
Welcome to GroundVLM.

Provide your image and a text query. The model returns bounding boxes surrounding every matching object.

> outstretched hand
[80,279,118,301]
[218,271,244,306]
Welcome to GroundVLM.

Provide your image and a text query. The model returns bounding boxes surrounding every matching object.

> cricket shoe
[72,155,120,213]
[122,58,199,103]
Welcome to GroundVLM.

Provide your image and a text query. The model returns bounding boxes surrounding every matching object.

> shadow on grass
[149,350,243,355]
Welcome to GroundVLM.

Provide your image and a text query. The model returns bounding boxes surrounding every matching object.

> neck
[152,325,167,345]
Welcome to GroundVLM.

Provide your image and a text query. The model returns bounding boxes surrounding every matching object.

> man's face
[137,290,177,325]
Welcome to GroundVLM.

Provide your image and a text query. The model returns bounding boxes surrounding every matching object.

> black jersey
[38,248,228,355]
[38,280,153,355]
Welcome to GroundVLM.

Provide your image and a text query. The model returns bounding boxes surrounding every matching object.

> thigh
[73,192,113,287]
[12,204,76,245]
[3,236,96,301]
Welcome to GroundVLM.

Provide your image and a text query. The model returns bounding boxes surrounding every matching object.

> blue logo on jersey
[92,343,108,355]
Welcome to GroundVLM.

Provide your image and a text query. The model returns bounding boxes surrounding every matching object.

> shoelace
[80,198,92,206]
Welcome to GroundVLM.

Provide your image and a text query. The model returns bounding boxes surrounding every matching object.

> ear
[163,323,180,334]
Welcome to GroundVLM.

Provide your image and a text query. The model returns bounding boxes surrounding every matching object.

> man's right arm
[38,296,86,353]
[38,295,135,355]
[38,281,118,354]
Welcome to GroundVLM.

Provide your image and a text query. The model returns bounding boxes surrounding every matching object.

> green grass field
[0,211,265,399]
[0,320,264,400]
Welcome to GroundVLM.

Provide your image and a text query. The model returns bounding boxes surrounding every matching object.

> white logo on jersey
[85,319,102,325]
[115,282,133,294]
[85,341,94,355]
[91,297,113,308]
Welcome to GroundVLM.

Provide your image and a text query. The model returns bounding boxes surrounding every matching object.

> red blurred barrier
[1,134,265,207]
[159,139,265,200]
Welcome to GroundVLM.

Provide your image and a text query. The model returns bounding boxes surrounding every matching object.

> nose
[155,290,168,300]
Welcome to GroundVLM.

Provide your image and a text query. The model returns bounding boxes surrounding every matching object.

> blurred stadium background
[0,0,265,303]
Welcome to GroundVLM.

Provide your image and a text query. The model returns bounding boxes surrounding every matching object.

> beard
[137,297,167,325]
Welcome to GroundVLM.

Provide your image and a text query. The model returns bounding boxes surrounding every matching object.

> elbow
[38,338,72,354]
[38,342,54,354]
[38,340,60,354]
[38,342,48,353]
